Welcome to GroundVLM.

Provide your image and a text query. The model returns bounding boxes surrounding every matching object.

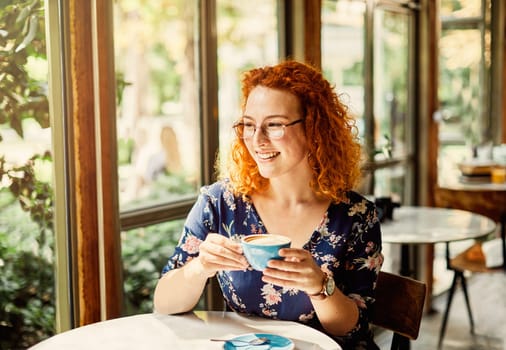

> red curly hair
[221,60,363,204]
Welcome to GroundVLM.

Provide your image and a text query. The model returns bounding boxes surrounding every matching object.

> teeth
[257,152,278,160]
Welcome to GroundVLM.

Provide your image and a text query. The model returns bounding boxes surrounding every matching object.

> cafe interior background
[0,0,505,348]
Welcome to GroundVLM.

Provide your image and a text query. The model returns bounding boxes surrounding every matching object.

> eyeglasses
[233,119,304,140]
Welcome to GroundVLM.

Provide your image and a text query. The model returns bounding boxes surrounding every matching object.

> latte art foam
[244,235,290,245]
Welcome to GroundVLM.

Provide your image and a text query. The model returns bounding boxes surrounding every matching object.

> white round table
[381,206,497,245]
[380,206,497,314]
[29,311,341,350]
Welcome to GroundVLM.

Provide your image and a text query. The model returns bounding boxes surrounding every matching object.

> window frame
[321,0,419,203]
[47,0,122,330]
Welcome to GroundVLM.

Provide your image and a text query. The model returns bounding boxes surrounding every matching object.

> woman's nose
[252,126,270,143]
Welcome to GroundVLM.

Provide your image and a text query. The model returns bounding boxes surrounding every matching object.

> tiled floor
[375,271,506,350]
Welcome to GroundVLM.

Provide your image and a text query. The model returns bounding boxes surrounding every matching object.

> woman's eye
[243,122,255,128]
[266,122,283,128]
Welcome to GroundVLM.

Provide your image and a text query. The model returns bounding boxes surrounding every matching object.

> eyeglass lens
[234,119,303,139]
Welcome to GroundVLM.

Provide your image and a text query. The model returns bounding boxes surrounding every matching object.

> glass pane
[373,9,409,160]
[216,0,278,159]
[437,0,488,184]
[321,0,366,139]
[114,1,201,211]
[438,28,483,182]
[373,165,406,201]
[122,219,186,315]
[0,0,55,347]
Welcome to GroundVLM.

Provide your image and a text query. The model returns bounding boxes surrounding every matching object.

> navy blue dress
[161,179,383,349]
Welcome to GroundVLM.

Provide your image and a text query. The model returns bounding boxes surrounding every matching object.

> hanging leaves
[0,0,48,138]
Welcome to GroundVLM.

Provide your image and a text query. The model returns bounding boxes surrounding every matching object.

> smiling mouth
[257,151,279,160]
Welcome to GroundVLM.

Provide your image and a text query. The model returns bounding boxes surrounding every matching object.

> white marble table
[381,206,497,245]
[381,206,497,315]
[30,311,341,350]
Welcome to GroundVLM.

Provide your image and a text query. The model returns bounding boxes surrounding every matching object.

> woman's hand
[262,248,359,336]
[197,233,250,277]
[261,248,325,295]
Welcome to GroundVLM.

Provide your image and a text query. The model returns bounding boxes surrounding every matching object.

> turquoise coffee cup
[241,234,291,271]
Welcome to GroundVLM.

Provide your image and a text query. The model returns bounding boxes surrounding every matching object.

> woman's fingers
[262,248,323,292]
[207,233,243,252]
[269,248,312,270]
[198,234,249,272]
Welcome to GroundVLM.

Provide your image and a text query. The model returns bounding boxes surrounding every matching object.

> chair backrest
[370,271,427,340]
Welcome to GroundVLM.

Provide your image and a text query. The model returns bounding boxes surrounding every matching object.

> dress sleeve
[160,188,219,275]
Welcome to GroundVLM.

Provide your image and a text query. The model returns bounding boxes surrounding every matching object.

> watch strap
[307,272,330,300]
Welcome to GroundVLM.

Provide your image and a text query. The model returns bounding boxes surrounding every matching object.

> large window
[438,0,498,183]
[113,2,203,315]
[114,1,201,211]
[437,0,493,183]
[372,6,414,201]
[321,0,416,203]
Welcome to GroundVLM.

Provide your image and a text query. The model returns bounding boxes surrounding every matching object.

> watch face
[325,277,336,296]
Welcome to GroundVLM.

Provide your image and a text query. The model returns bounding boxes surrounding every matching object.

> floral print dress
[161,179,383,349]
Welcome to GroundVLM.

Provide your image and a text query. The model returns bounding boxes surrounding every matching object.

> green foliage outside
[0,0,48,140]
[122,220,184,315]
[0,191,54,350]
[1,1,54,347]
[0,1,191,348]
[0,178,188,348]
[439,56,481,145]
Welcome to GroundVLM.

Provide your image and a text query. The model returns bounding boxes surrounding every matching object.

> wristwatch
[308,271,335,300]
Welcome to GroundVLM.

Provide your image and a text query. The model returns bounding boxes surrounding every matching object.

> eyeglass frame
[232,118,304,140]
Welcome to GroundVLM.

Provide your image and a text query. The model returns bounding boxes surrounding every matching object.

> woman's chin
[257,167,276,179]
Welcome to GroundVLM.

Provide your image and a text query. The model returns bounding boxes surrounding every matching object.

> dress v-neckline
[246,196,332,249]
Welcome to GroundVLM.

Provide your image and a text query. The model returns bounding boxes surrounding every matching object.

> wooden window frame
[48,0,122,329]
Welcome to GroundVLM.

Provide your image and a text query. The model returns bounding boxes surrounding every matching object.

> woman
[154,60,383,349]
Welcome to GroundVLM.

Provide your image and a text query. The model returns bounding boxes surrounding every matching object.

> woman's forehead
[244,86,302,117]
